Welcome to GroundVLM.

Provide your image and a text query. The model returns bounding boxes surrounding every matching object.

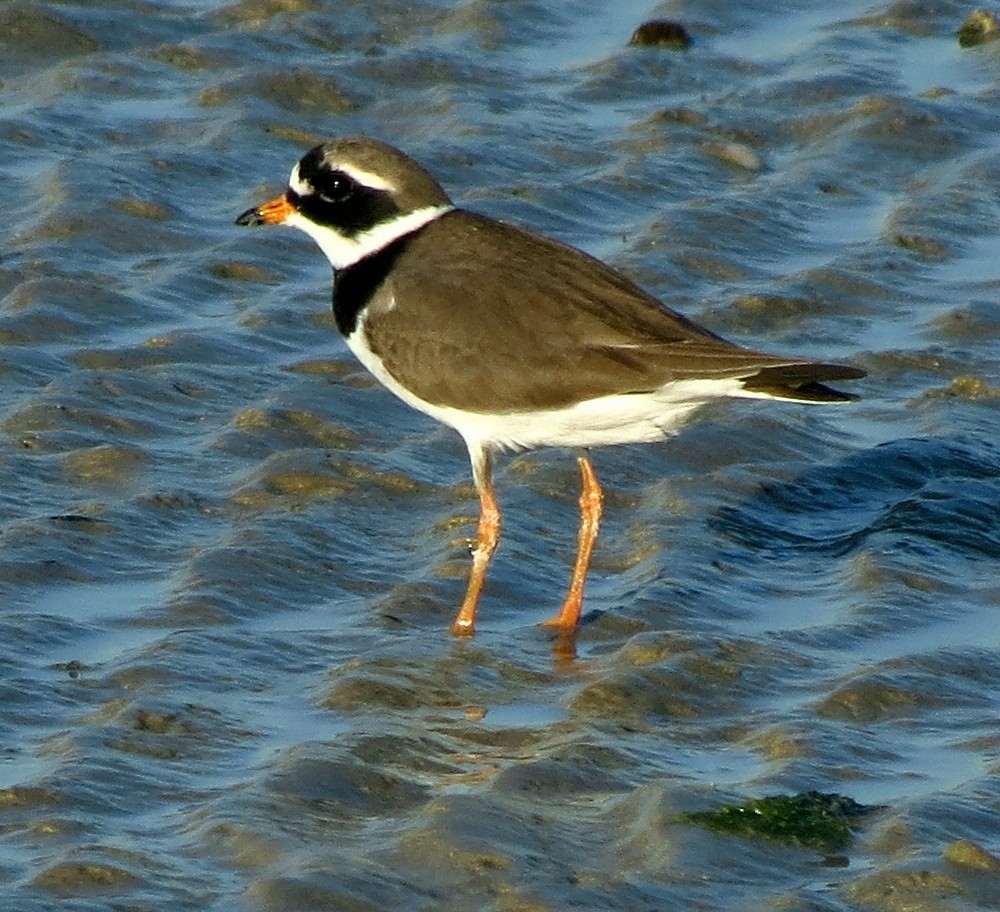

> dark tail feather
[742,363,866,403]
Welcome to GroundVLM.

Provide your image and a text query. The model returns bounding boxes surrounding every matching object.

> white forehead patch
[288,162,309,196]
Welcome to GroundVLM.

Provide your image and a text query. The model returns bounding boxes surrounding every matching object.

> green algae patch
[683,791,876,852]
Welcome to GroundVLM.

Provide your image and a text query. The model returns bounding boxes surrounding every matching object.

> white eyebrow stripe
[287,160,396,196]
[337,163,396,193]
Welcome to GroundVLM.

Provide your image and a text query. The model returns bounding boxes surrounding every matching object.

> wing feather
[363,211,863,412]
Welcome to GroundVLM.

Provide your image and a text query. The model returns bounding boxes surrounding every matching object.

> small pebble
[629,20,692,49]
[958,9,999,47]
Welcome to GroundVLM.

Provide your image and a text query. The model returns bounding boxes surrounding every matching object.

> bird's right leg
[451,446,500,636]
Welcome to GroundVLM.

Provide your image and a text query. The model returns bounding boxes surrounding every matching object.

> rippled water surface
[3,1,1000,909]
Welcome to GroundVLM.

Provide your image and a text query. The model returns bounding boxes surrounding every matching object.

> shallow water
[3,0,1000,909]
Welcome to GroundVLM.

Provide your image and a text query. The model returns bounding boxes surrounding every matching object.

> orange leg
[541,452,604,636]
[451,447,500,636]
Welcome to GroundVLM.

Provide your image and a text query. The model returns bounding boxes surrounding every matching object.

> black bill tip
[235,207,264,227]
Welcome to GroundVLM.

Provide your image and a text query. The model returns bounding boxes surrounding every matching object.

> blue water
[1,1,999,910]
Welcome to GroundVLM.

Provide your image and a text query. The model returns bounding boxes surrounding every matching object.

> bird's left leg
[540,451,604,636]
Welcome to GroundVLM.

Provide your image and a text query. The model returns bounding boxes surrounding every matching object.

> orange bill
[235,193,297,227]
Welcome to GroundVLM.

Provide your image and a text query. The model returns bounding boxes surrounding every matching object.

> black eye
[313,169,355,204]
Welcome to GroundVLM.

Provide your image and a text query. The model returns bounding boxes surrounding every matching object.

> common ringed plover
[236,137,864,642]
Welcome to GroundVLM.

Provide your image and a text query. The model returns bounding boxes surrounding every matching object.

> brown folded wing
[362,210,863,413]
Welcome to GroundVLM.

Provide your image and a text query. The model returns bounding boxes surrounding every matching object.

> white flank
[344,312,762,453]
[284,204,453,270]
